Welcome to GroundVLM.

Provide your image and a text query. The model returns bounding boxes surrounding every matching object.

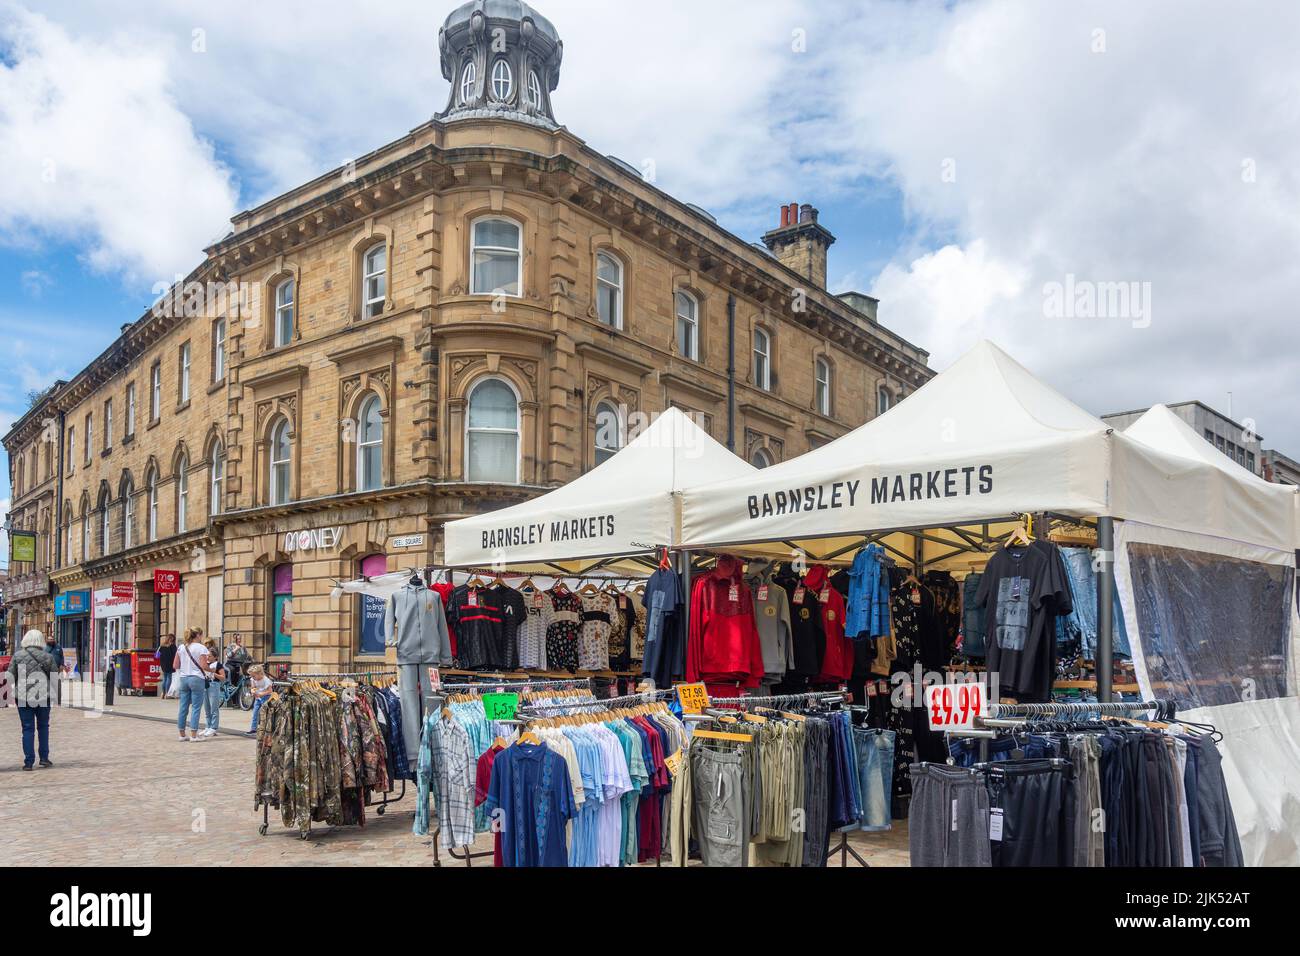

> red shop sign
[111,581,135,600]
[153,570,181,594]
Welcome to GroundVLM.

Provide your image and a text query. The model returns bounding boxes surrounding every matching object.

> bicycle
[217,661,256,711]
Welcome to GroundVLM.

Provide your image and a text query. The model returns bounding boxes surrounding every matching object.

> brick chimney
[761,201,836,289]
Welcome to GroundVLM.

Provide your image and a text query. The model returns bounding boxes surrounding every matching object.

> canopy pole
[1095,516,1115,702]
[676,550,694,671]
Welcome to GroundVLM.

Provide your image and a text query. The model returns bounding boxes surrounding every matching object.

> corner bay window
[470,218,521,296]
[466,378,519,483]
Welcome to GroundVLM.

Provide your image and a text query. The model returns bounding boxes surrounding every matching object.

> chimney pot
[780,205,790,228]
[799,203,814,224]
[789,202,799,225]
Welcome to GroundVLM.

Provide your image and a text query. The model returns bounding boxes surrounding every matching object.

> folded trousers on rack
[689,745,750,868]
[909,764,991,867]
[985,759,1070,867]
[397,662,438,767]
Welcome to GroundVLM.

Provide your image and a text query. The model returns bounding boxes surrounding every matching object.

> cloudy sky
[1,0,1297,555]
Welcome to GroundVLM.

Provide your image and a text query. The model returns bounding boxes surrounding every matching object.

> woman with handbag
[175,628,210,742]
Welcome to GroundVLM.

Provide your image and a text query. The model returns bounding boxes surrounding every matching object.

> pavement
[0,686,911,867]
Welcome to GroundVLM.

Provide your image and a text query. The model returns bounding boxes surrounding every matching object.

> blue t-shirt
[486,743,576,868]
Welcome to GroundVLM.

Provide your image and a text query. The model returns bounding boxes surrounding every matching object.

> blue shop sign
[55,590,91,617]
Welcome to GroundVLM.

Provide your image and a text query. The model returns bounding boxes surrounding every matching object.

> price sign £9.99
[924,682,986,731]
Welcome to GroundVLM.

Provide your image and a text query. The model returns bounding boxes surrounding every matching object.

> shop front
[54,589,91,676]
[5,570,53,642]
[91,583,134,677]
[220,492,430,672]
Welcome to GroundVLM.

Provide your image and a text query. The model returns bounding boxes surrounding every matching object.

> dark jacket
[6,647,58,708]
[158,644,178,673]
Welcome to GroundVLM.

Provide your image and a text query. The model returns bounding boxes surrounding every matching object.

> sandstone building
[3,0,931,674]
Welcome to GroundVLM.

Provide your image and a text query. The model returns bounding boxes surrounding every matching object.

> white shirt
[175,642,209,678]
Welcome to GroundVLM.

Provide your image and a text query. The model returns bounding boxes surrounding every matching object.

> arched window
[176,455,189,533]
[100,491,111,554]
[490,58,513,100]
[210,442,225,515]
[356,395,384,492]
[269,418,292,505]
[362,243,386,319]
[751,447,774,469]
[459,61,477,104]
[82,507,91,560]
[814,357,832,416]
[65,516,73,565]
[122,481,135,550]
[877,385,892,416]
[466,378,520,483]
[527,70,543,109]
[596,252,623,329]
[471,218,522,296]
[274,278,295,347]
[753,328,771,390]
[146,470,159,542]
[675,291,699,360]
[594,400,623,467]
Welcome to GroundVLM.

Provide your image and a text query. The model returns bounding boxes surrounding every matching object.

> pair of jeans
[204,681,222,730]
[853,728,895,831]
[160,671,173,696]
[176,675,206,732]
[249,694,268,733]
[18,705,50,767]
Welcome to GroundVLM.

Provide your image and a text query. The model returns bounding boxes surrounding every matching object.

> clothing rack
[707,691,848,708]
[436,676,592,693]
[985,698,1172,720]
[256,669,407,839]
[516,688,674,718]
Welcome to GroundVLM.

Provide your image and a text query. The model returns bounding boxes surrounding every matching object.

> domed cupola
[436,0,563,129]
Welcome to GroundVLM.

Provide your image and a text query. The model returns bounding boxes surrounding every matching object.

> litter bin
[127,649,162,695]
[113,651,135,692]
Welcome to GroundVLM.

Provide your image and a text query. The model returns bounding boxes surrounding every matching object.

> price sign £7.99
[924,682,986,731]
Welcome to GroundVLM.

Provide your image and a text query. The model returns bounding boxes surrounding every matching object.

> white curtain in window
[466,379,519,483]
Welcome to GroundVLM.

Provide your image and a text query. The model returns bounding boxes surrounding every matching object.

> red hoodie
[806,565,852,683]
[686,556,764,690]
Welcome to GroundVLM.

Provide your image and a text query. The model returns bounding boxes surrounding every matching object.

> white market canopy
[677,340,1298,561]
[444,406,755,572]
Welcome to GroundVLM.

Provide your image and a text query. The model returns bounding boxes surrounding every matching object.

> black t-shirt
[975,540,1072,702]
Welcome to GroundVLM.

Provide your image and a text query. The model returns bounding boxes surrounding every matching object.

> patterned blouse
[517,588,554,671]
[578,591,616,671]
[546,589,582,673]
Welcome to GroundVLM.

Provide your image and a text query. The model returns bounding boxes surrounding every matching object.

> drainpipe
[726,294,736,452]
[54,410,65,569]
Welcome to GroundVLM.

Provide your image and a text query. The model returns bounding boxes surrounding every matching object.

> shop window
[470,217,521,296]
[594,399,623,467]
[675,291,698,360]
[356,395,384,491]
[357,554,388,655]
[269,417,292,505]
[596,252,623,329]
[271,563,293,656]
[466,377,520,483]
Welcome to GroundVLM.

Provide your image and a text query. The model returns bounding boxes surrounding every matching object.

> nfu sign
[282,526,344,553]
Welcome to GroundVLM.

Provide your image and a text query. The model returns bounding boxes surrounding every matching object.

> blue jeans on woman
[18,705,51,767]
[160,671,174,696]
[204,681,221,731]
[176,675,206,733]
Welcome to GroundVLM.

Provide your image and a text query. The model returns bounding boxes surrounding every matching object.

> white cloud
[835,0,1300,448]
[0,6,239,282]
[19,268,51,297]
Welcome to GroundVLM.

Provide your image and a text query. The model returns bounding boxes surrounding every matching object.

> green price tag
[482,693,519,722]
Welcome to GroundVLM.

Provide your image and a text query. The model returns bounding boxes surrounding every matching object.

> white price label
[923,682,986,731]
